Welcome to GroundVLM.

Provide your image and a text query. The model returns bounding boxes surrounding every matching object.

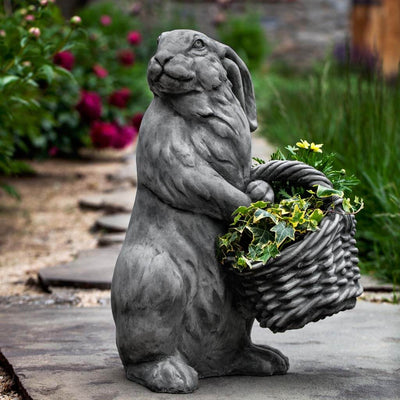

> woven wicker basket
[225,160,364,333]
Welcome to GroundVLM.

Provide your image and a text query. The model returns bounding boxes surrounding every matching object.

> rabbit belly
[111,186,249,373]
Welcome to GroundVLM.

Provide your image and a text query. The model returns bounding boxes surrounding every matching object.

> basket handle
[251,160,343,206]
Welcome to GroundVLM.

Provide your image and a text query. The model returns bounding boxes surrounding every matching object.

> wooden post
[382,0,400,77]
[351,0,400,77]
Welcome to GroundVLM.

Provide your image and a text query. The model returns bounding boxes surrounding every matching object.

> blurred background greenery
[1,0,399,285]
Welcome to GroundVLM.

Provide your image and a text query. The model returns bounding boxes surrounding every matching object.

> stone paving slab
[38,246,121,290]
[360,275,395,292]
[98,233,126,247]
[95,213,131,233]
[79,189,136,213]
[107,154,137,186]
[0,301,399,400]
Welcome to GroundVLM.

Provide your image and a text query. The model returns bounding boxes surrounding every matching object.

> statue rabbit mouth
[148,61,196,95]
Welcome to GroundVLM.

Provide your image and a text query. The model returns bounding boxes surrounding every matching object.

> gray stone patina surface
[111,29,283,394]
[38,246,121,290]
[0,301,399,400]
[95,213,130,233]
[79,189,136,213]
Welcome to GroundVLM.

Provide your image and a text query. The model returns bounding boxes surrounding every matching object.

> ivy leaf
[316,185,344,198]
[248,225,274,246]
[233,205,249,216]
[251,200,269,209]
[270,222,295,246]
[253,208,278,224]
[308,208,324,224]
[290,204,306,227]
[258,242,280,264]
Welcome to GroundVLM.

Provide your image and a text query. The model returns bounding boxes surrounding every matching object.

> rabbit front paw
[246,180,274,203]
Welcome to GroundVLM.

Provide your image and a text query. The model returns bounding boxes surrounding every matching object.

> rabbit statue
[111,30,289,394]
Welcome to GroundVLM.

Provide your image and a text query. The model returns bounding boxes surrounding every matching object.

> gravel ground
[0,159,126,301]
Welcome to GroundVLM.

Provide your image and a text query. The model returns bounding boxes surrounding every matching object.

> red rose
[53,51,75,71]
[112,125,138,149]
[109,88,131,108]
[117,49,135,66]
[131,112,143,130]
[93,64,108,78]
[127,31,142,45]
[48,146,58,157]
[76,90,102,121]
[100,15,112,26]
[90,121,119,149]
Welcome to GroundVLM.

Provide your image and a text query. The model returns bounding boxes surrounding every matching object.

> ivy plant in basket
[217,141,364,333]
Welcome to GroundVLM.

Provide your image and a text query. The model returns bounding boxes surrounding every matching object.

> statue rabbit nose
[154,51,174,66]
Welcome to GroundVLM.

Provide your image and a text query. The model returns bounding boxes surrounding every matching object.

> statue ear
[221,46,258,132]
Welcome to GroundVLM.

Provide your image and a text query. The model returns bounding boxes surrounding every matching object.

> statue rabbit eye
[192,39,205,49]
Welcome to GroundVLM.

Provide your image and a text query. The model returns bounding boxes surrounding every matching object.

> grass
[254,62,400,284]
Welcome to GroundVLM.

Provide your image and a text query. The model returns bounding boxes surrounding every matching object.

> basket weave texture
[226,160,363,333]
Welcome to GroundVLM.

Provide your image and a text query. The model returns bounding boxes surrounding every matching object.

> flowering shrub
[0,0,83,194]
[1,0,152,176]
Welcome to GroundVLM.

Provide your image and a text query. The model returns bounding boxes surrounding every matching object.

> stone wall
[57,0,351,67]
[169,0,351,67]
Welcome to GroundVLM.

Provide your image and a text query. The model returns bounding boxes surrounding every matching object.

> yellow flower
[310,142,323,153]
[296,139,310,149]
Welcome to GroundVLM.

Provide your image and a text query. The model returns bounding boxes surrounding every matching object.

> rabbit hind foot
[125,355,199,394]
[229,343,289,376]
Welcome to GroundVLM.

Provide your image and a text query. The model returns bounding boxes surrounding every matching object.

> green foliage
[218,142,363,271]
[254,62,400,283]
[218,194,328,271]
[217,12,270,72]
[0,0,80,196]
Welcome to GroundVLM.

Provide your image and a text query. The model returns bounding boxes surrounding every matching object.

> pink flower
[53,51,75,71]
[90,121,119,149]
[48,146,58,157]
[70,15,82,26]
[28,27,40,38]
[25,14,35,21]
[131,112,143,130]
[92,64,108,78]
[76,91,102,121]
[109,88,131,108]
[100,15,112,26]
[127,31,142,45]
[113,125,138,149]
[117,49,135,66]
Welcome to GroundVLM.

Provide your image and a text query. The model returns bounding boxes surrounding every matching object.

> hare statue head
[147,29,258,132]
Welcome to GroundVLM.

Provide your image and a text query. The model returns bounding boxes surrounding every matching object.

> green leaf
[253,208,278,223]
[251,200,269,209]
[308,208,324,223]
[1,183,21,200]
[233,205,249,216]
[248,225,274,246]
[38,65,55,84]
[290,204,306,227]
[0,76,19,88]
[252,156,265,165]
[53,66,77,84]
[258,242,280,263]
[270,222,295,246]
[316,185,344,198]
